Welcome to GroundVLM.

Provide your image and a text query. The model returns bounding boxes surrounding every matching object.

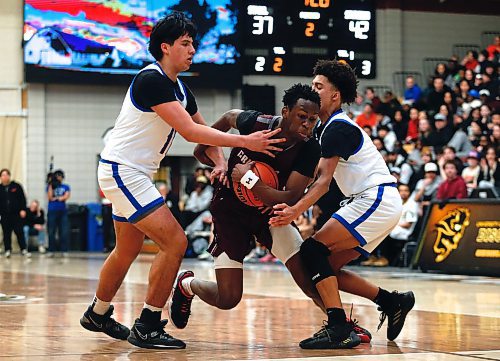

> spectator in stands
[392,109,409,142]
[438,146,464,180]
[378,90,401,119]
[436,160,467,201]
[418,117,437,147]
[386,151,413,185]
[355,103,378,128]
[406,107,420,142]
[479,104,492,128]
[372,137,388,159]
[457,79,471,101]
[464,68,475,85]
[23,200,46,253]
[404,75,422,105]
[377,124,397,152]
[412,162,441,216]
[469,119,486,148]
[472,73,484,92]
[462,151,482,194]
[426,77,451,116]
[180,175,212,229]
[479,89,493,108]
[364,87,381,109]
[347,93,365,118]
[461,50,479,71]
[462,90,482,116]
[486,36,500,61]
[443,91,457,115]
[434,63,450,82]
[184,166,204,196]
[433,113,455,152]
[448,115,473,158]
[490,124,500,153]
[478,146,500,191]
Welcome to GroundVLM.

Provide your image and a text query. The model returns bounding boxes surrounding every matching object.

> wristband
[240,170,259,189]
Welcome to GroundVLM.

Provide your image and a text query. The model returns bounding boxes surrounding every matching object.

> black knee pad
[300,237,335,285]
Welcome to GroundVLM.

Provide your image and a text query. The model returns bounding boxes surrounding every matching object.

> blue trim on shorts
[355,246,371,258]
[128,197,164,223]
[100,159,120,165]
[332,214,367,246]
[112,214,128,222]
[111,164,142,210]
[350,185,385,228]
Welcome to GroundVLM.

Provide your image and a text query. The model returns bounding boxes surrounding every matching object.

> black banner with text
[413,199,499,276]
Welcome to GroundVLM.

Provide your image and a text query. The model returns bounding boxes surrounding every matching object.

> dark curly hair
[282,83,321,109]
[149,11,197,61]
[313,60,358,104]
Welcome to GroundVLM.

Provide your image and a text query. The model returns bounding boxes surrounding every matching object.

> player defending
[270,60,415,349]
[80,12,283,350]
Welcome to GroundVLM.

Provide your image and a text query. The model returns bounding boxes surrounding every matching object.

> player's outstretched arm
[269,156,338,226]
[153,102,285,156]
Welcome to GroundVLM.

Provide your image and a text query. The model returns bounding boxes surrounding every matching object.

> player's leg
[80,219,143,340]
[328,185,415,341]
[169,252,244,329]
[127,204,187,349]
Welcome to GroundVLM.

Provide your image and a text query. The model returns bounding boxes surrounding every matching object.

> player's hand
[244,128,285,157]
[211,163,229,187]
[232,162,255,183]
[268,203,299,227]
[258,206,273,215]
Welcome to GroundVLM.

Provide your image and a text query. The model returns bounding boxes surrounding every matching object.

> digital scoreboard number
[243,0,376,78]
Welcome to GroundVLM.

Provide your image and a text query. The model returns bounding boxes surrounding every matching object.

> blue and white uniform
[314,110,402,256]
[98,63,198,223]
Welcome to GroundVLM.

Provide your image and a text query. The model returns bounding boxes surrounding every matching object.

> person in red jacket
[436,160,467,200]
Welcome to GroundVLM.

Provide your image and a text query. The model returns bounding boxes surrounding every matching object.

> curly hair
[313,60,358,104]
[282,83,321,109]
[149,11,197,61]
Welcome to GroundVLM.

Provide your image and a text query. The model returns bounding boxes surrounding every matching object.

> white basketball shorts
[333,183,402,257]
[97,159,164,223]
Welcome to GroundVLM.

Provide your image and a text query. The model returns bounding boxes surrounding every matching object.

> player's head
[312,60,358,113]
[149,11,197,67]
[281,83,321,141]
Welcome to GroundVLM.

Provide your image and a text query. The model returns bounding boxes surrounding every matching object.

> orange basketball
[232,161,279,207]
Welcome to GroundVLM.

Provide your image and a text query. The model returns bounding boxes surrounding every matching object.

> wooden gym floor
[0,253,498,361]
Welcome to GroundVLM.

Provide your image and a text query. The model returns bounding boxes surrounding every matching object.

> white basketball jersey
[318,111,396,196]
[100,63,188,175]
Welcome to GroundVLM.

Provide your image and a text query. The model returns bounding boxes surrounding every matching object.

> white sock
[143,303,163,312]
[92,295,111,315]
[181,276,195,296]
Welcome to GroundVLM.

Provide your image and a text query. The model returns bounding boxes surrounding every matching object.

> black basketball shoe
[80,305,130,340]
[128,319,186,349]
[377,291,415,341]
[168,270,194,329]
[299,321,361,349]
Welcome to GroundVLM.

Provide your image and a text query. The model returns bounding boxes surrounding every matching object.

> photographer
[46,169,71,256]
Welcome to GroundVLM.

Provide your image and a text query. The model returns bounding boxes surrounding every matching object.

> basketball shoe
[168,270,194,329]
[346,305,372,343]
[348,318,372,343]
[80,305,130,340]
[128,319,185,349]
[377,291,415,341]
[299,321,361,349]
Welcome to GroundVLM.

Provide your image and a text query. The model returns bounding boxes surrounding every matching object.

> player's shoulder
[303,136,321,155]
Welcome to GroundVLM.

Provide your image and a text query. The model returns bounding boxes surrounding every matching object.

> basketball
[232,162,279,207]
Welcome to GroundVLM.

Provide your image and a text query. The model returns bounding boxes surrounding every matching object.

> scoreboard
[242,0,376,78]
